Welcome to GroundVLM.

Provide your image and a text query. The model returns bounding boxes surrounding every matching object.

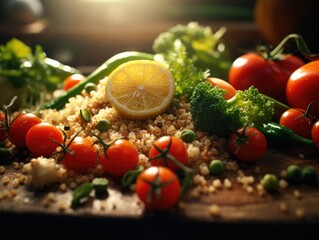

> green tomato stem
[270,34,319,61]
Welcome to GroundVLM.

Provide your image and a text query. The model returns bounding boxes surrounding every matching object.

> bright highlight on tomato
[286,60,319,118]
[63,74,86,91]
[229,53,304,103]
[26,122,63,157]
[8,113,42,148]
[311,121,319,148]
[135,166,181,210]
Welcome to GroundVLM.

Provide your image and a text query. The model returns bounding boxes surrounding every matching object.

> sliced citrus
[106,60,176,119]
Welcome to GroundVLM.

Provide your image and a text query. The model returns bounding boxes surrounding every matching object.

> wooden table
[1,146,319,238]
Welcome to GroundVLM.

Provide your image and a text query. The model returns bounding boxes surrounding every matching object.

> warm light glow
[82,0,126,2]
[233,57,248,68]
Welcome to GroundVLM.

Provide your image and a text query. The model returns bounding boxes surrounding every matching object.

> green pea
[92,178,109,194]
[286,165,302,184]
[302,166,317,185]
[96,120,110,133]
[209,159,225,176]
[181,129,196,143]
[84,83,96,93]
[261,174,279,192]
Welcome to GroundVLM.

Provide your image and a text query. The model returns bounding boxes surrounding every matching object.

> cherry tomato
[279,108,314,139]
[26,123,63,157]
[135,166,181,210]
[229,53,304,103]
[100,139,139,177]
[60,137,98,173]
[228,126,267,162]
[63,74,86,91]
[311,121,319,148]
[0,111,6,142]
[8,113,42,148]
[149,136,188,172]
[207,77,236,100]
[286,60,319,118]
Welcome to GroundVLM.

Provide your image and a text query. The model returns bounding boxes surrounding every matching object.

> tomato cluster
[229,52,319,119]
[229,53,304,103]
[135,136,190,210]
[227,43,319,153]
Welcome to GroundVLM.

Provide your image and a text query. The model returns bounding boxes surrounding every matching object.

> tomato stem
[52,130,81,163]
[3,96,18,130]
[294,101,315,124]
[149,137,193,197]
[270,34,319,61]
[142,169,175,204]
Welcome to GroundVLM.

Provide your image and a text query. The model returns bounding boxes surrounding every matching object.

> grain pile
[40,78,235,173]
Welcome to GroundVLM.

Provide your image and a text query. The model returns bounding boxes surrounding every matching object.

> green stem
[270,34,319,61]
[149,137,193,197]
[40,51,155,110]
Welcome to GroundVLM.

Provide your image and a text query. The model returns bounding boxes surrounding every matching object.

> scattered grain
[208,204,221,217]
[279,179,288,189]
[293,189,302,199]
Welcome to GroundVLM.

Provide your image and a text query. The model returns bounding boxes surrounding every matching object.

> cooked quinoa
[40,78,233,173]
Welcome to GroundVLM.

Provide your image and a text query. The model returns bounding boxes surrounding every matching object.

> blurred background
[0,0,318,68]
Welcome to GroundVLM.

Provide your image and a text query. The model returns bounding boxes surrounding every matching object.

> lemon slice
[106,60,176,119]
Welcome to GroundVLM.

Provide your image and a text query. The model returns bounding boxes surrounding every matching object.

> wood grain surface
[1,147,319,227]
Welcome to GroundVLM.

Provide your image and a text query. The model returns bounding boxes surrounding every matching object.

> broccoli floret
[152,22,231,80]
[190,82,274,137]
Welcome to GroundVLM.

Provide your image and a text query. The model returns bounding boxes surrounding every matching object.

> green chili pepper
[71,182,94,206]
[40,51,155,110]
[258,122,313,147]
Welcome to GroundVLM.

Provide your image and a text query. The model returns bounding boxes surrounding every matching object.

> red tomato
[100,139,138,177]
[207,77,236,100]
[135,166,181,210]
[63,74,86,91]
[8,113,42,148]
[279,108,314,139]
[26,123,63,157]
[228,127,267,162]
[311,121,319,148]
[286,60,319,118]
[149,136,188,172]
[60,137,98,173]
[229,53,304,103]
[0,111,6,142]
